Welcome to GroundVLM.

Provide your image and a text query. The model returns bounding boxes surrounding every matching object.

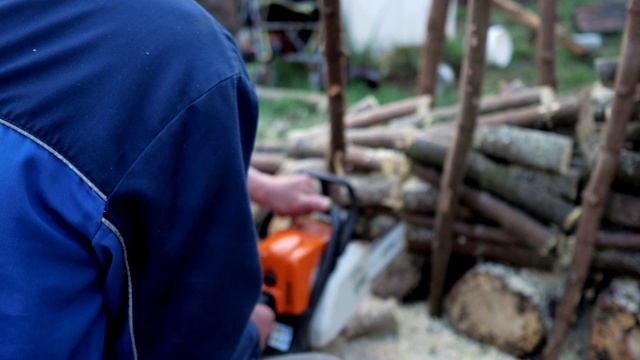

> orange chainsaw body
[258,216,333,316]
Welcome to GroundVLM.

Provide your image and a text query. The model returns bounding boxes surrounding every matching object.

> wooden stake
[418,0,452,102]
[536,0,558,89]
[429,0,493,317]
[319,0,346,174]
[544,1,640,358]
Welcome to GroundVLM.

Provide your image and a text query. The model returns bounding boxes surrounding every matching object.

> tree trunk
[251,151,286,174]
[418,0,452,102]
[545,2,640,357]
[319,0,346,174]
[492,0,588,56]
[589,277,640,360]
[446,263,564,357]
[430,0,492,317]
[597,231,640,252]
[478,96,583,128]
[536,0,558,89]
[371,251,426,301]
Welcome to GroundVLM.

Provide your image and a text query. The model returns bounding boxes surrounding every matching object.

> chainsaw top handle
[300,169,359,255]
[257,170,359,256]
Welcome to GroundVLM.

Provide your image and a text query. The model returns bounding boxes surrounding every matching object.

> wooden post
[418,0,452,103]
[544,1,640,358]
[319,0,346,174]
[429,0,492,317]
[536,0,557,89]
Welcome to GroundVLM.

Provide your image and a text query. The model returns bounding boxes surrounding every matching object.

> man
[0,0,261,358]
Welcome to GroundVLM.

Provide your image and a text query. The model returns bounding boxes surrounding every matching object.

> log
[407,140,581,230]
[402,212,519,246]
[597,231,640,252]
[319,0,347,174]
[546,2,640,357]
[427,85,554,125]
[400,176,440,213]
[473,124,574,174]
[593,250,640,278]
[371,251,425,301]
[341,304,398,340]
[406,226,555,270]
[334,174,402,210]
[477,96,583,128]
[430,0,493,317]
[589,277,640,360]
[345,95,431,128]
[536,0,558,89]
[616,149,640,188]
[446,263,564,357]
[604,191,640,230]
[492,0,588,56]
[410,162,562,253]
[354,213,397,241]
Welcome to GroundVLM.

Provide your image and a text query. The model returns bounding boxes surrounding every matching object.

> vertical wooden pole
[319,0,346,174]
[418,0,452,104]
[428,0,493,317]
[536,0,558,89]
[543,1,640,358]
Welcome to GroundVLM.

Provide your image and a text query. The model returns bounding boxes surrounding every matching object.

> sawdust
[315,294,588,360]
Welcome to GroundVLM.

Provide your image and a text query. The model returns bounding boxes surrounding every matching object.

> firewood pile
[251,77,640,358]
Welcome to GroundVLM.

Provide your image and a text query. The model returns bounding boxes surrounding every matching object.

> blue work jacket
[0,0,262,359]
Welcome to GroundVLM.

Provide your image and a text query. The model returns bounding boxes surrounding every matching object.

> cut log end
[445,263,563,357]
[590,278,640,360]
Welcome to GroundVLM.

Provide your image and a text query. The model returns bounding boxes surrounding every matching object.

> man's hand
[250,303,275,352]
[248,168,331,217]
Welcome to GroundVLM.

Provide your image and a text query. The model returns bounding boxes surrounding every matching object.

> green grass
[252,0,625,142]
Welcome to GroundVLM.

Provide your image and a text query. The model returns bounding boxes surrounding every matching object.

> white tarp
[341,0,458,52]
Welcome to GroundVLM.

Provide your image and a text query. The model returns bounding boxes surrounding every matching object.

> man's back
[0,1,261,358]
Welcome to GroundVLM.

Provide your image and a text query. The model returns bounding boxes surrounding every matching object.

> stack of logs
[251,80,640,359]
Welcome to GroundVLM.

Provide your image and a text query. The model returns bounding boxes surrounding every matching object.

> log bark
[430,0,492,317]
[410,162,562,254]
[546,2,640,357]
[473,124,574,174]
[334,174,402,210]
[446,263,564,357]
[597,231,640,252]
[407,140,581,230]
[616,149,640,188]
[418,0,452,101]
[536,0,558,89]
[406,225,555,270]
[604,191,640,230]
[402,212,518,246]
[492,0,588,56]
[319,0,347,174]
[593,250,640,278]
[589,277,640,360]
[354,213,397,241]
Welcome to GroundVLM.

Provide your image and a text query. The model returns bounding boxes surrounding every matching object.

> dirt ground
[316,295,589,360]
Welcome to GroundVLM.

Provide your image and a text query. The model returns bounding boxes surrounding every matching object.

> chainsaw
[257,170,405,355]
